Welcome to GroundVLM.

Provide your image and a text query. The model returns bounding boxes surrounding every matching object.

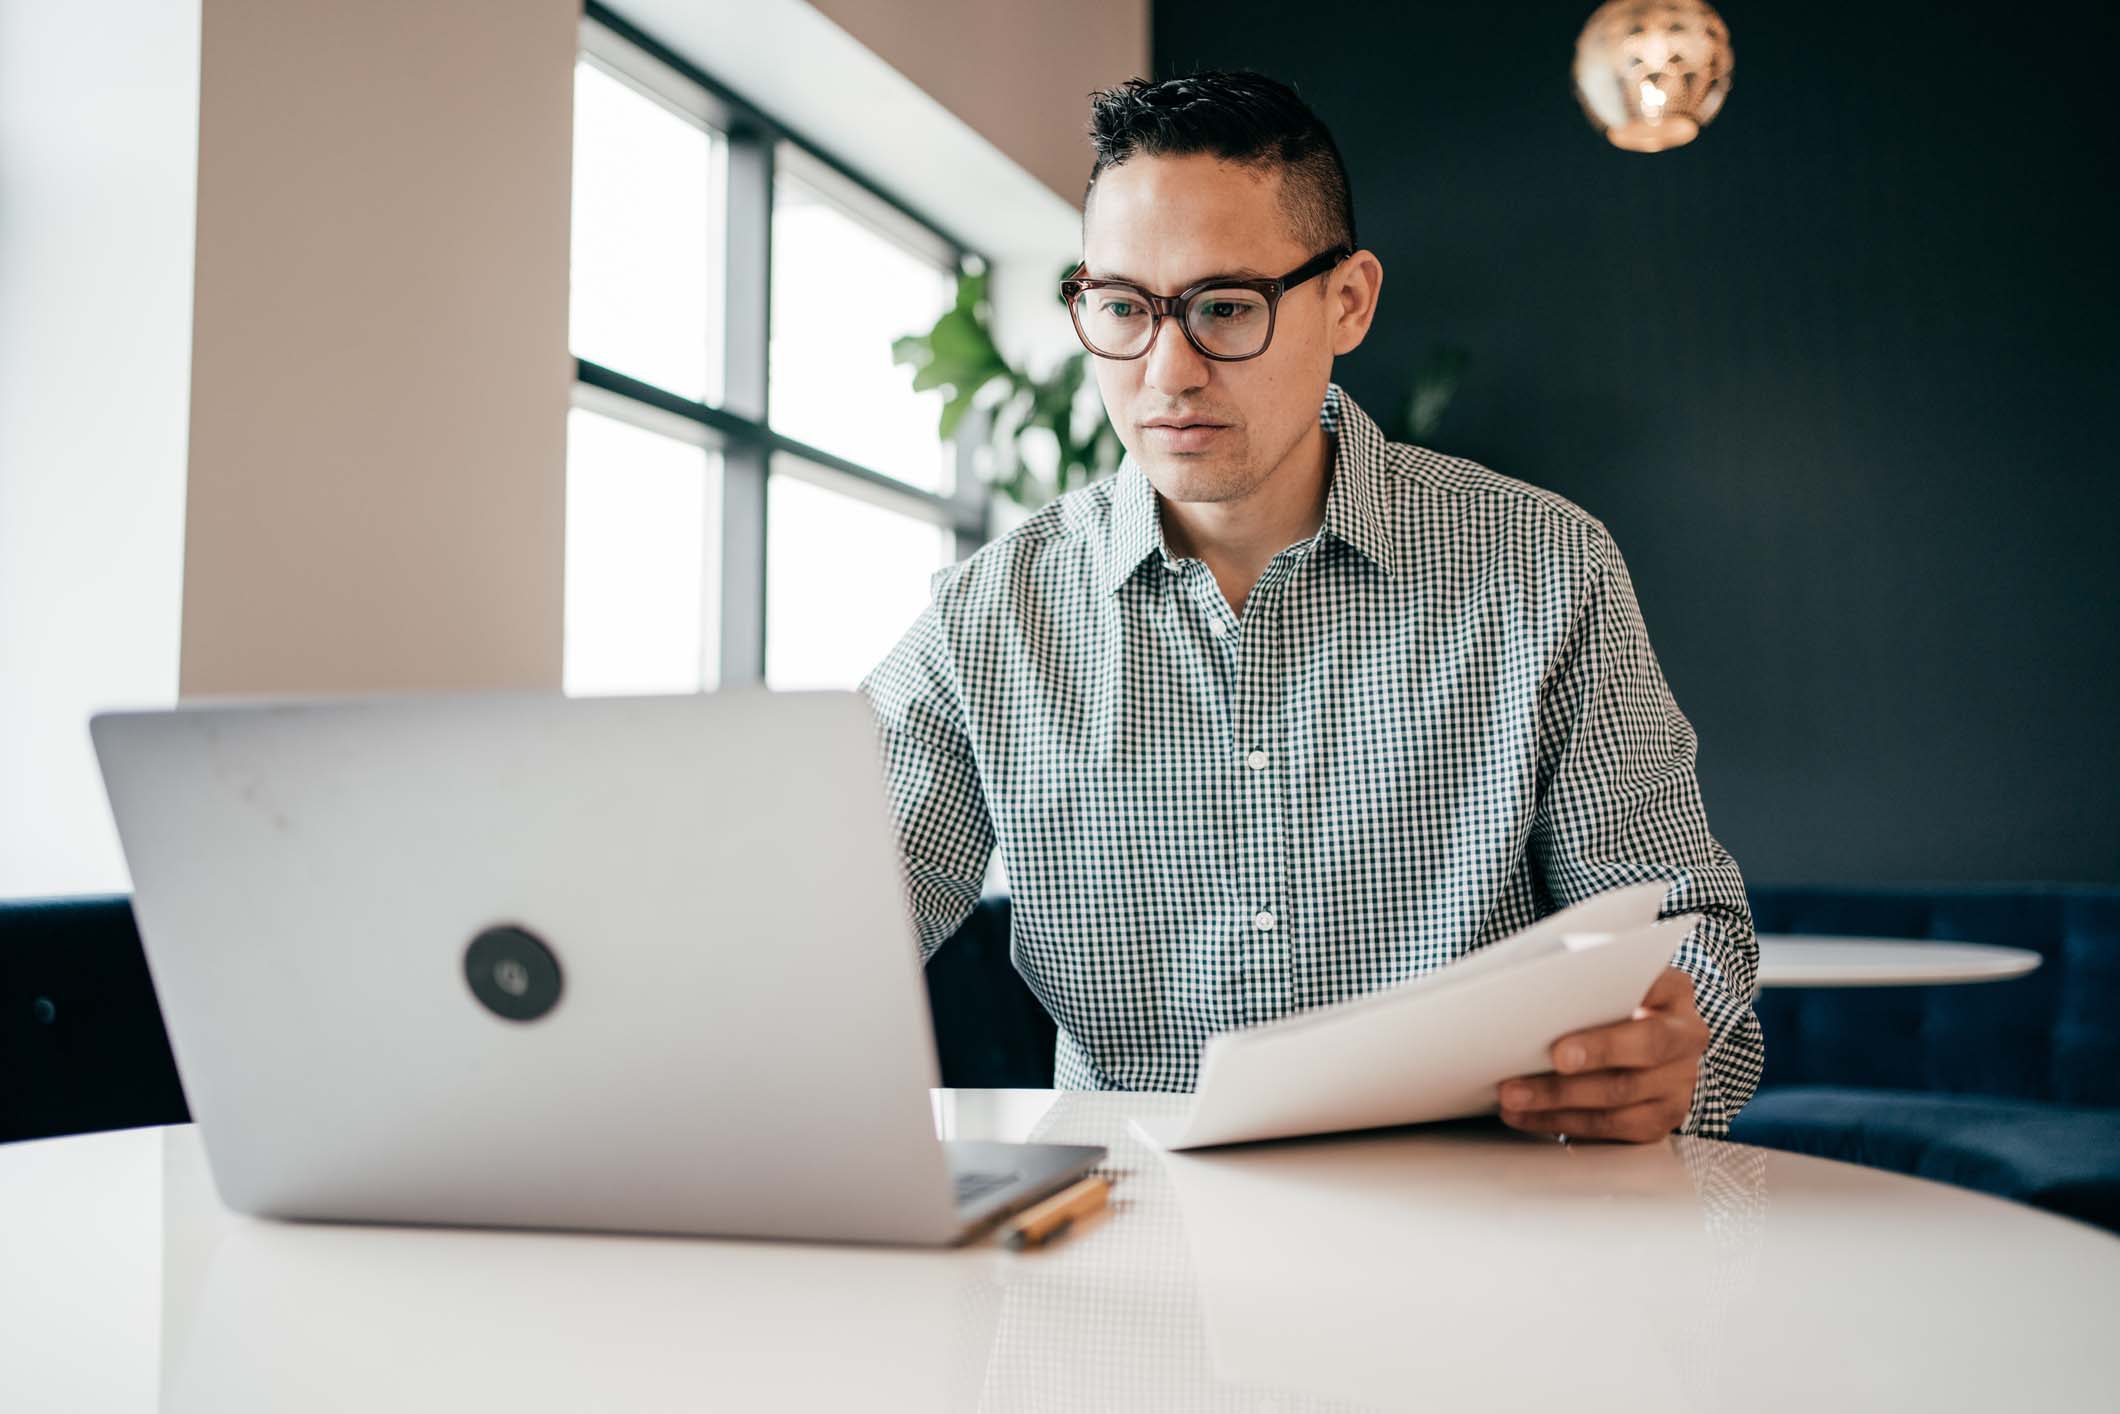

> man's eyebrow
[1085,265,1276,287]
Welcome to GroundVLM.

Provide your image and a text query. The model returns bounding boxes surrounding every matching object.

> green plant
[892,265,1123,511]
[896,267,1471,507]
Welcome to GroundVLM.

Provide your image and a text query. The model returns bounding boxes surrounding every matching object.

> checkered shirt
[861,383,1763,1137]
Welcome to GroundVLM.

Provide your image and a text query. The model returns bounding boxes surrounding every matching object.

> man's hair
[1084,70,1357,254]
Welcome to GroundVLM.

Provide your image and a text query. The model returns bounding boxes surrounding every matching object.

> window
[766,464,954,691]
[566,8,984,696]
[564,406,720,697]
[770,149,956,494]
[569,55,724,405]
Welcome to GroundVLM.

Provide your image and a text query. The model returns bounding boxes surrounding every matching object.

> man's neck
[1158,422,1334,616]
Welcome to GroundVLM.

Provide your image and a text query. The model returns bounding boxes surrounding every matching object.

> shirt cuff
[1670,947,1764,1140]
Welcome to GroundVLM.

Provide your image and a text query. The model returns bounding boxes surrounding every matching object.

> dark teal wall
[1151,0,2119,885]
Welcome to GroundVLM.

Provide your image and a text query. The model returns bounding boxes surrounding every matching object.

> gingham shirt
[862,383,1762,1136]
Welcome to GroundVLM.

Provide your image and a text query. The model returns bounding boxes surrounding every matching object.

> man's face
[1080,153,1364,507]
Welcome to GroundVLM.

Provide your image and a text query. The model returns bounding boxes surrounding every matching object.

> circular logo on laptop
[464,925,563,1022]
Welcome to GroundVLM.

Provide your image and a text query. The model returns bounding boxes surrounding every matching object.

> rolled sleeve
[1528,527,1763,1137]
[858,569,997,963]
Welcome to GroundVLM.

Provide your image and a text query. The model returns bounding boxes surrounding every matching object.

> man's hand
[1496,966,1708,1143]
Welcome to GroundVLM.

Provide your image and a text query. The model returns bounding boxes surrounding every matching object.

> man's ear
[1329,250,1384,357]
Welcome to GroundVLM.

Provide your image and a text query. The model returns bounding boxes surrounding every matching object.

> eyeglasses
[1059,246,1353,362]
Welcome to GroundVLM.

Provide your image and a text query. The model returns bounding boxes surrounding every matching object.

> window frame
[574,3,990,688]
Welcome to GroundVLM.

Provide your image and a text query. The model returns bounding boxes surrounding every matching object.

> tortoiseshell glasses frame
[1058,245,1354,362]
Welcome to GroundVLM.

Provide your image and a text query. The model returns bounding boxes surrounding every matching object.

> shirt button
[1245,749,1269,772]
[1210,620,1231,639]
[1254,910,1276,932]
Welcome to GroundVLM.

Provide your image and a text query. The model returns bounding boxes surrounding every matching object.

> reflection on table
[2,1089,2115,1413]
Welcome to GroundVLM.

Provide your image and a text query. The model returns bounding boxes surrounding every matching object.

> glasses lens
[1185,288,1273,358]
[1072,286,1154,357]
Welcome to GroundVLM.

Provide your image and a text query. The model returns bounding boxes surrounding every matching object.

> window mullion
[718,124,773,686]
[951,402,991,561]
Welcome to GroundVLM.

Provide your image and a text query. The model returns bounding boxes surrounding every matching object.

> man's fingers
[1549,1010,1703,1074]
[1499,1059,1694,1114]
[1498,968,1704,1142]
[1499,1097,1682,1144]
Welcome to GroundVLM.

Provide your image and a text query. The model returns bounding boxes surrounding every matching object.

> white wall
[0,0,201,898]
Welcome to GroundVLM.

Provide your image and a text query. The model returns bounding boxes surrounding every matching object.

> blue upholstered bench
[1737,884,2120,1232]
[1,895,188,1143]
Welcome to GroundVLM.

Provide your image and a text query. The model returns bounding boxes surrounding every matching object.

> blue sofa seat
[1734,884,2120,1232]
[1738,1086,2120,1230]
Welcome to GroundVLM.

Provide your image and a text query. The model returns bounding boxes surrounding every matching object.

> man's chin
[1141,454,1255,506]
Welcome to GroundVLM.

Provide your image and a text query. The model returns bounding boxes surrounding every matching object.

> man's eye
[1202,301,1256,321]
[1100,300,1142,318]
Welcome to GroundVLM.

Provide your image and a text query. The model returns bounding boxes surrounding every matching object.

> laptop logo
[464,925,563,1022]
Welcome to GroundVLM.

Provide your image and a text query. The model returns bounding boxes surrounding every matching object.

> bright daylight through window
[570,58,724,407]
[766,467,954,691]
[565,17,977,697]
[770,153,956,495]
[564,407,721,697]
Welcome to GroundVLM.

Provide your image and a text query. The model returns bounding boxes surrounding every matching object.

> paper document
[1131,882,1696,1150]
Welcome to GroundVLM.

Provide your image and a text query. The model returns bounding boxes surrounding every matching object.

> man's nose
[1141,315,1209,399]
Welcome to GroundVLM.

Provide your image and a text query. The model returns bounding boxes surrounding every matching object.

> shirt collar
[1315,382,1399,578]
[1098,459,1168,594]
[1098,382,1399,594]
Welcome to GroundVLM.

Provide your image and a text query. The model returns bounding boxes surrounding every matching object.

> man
[863,71,1761,1140]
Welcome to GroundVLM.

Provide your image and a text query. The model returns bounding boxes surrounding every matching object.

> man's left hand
[1496,966,1708,1143]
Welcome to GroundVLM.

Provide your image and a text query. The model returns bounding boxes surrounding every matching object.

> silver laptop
[90,689,1101,1245]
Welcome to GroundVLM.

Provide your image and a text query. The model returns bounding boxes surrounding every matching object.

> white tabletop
[3,1090,2116,1412]
[1755,936,2044,988]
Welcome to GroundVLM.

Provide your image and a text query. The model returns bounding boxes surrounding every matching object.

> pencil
[1002,1174,1111,1250]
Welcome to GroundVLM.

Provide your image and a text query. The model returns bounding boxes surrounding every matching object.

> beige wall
[808,0,1150,207]
[180,0,578,698]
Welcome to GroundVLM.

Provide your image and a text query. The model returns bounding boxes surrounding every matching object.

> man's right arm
[858,589,996,962]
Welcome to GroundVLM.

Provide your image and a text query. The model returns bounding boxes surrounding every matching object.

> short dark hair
[1084,70,1357,254]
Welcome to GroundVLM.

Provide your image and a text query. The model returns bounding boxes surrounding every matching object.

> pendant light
[1573,0,1734,153]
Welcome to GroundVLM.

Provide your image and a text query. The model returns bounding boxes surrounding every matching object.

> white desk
[3,1089,2116,1412]
[1755,936,2044,988]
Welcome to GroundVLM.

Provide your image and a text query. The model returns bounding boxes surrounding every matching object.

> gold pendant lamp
[1573,0,1734,152]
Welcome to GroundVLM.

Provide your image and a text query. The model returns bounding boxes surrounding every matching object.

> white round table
[1755,935,2044,988]
[3,1089,2116,1412]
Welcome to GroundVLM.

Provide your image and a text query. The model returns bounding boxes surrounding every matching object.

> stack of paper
[1132,881,1694,1150]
